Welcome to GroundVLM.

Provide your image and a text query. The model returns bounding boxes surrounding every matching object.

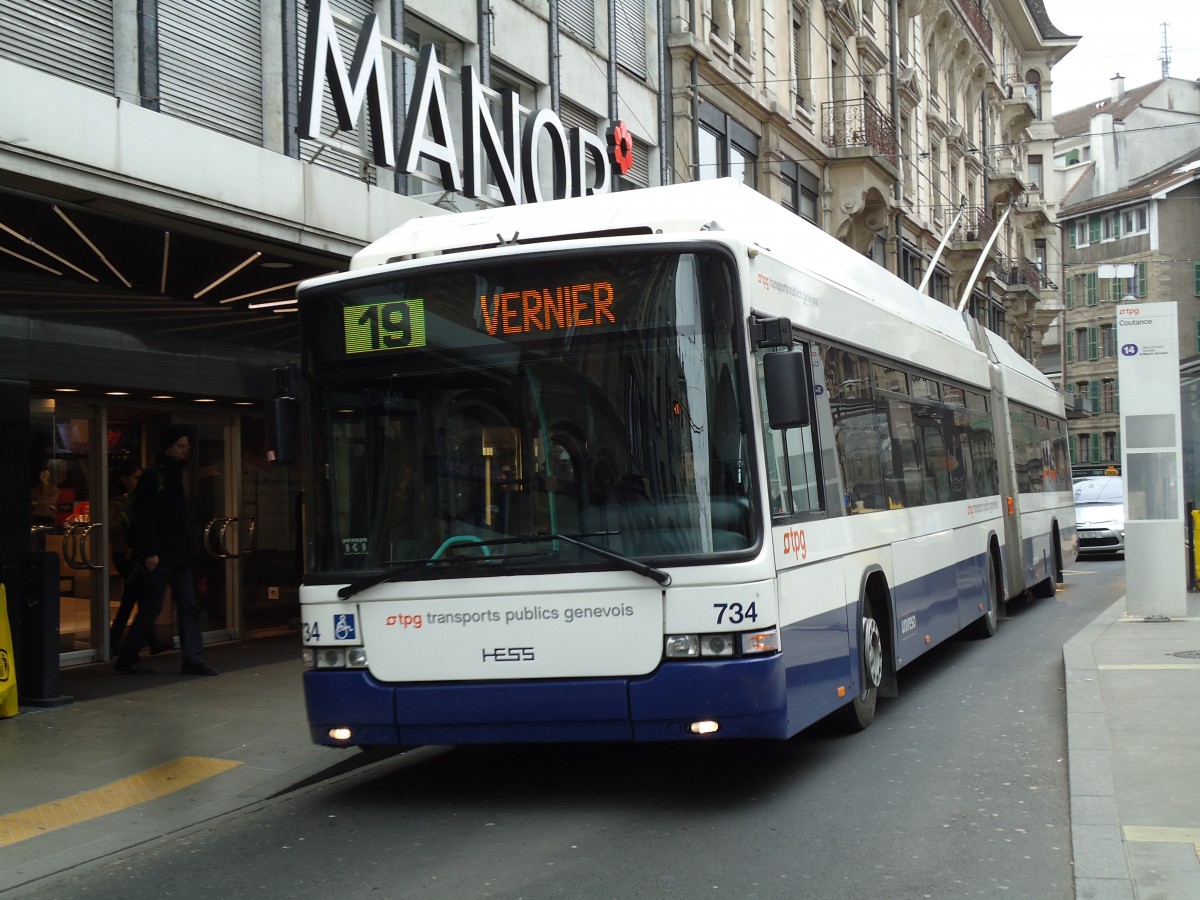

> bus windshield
[300,248,758,580]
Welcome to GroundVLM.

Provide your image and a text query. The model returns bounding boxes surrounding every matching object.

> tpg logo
[782,528,807,559]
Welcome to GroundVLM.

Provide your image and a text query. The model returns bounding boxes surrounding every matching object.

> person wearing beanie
[113,425,218,676]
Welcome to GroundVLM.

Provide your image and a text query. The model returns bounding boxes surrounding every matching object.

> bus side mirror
[268,395,300,465]
[763,350,811,430]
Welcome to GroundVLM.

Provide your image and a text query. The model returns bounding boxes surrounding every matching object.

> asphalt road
[24,557,1126,900]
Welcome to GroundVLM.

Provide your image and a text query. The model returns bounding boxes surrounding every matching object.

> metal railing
[821,97,898,164]
[931,205,995,244]
[955,0,993,51]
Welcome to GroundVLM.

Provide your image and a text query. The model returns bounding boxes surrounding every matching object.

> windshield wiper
[493,531,672,586]
[336,531,670,599]
[336,557,451,599]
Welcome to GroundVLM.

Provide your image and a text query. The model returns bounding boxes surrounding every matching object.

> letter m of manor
[298,0,395,167]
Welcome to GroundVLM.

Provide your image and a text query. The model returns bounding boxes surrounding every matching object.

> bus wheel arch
[966,536,1003,638]
[835,571,895,732]
[1031,522,1062,599]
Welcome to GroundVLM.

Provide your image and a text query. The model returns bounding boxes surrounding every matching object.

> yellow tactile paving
[1098,663,1200,670]
[1124,825,1200,845]
[0,756,242,848]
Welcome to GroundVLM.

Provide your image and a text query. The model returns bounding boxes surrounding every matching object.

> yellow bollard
[1193,510,1200,591]
[0,584,18,718]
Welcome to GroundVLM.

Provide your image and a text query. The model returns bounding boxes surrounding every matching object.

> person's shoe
[149,638,173,655]
[114,660,154,675]
[180,661,219,676]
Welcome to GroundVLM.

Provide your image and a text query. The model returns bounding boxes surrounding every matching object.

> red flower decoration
[607,120,634,176]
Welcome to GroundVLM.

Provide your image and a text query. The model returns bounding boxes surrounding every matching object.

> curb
[1063,598,1135,900]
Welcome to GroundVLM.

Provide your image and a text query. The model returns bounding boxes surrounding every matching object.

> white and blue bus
[288,179,1076,746]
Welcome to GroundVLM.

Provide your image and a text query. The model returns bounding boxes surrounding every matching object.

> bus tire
[966,550,1000,639]
[835,598,884,732]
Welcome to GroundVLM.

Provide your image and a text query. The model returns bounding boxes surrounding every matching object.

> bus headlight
[665,634,700,658]
[664,628,779,659]
[307,647,369,669]
[699,634,734,657]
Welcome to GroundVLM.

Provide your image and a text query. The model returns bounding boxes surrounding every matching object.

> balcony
[821,97,898,165]
[955,0,993,54]
[994,254,1052,297]
[932,205,995,245]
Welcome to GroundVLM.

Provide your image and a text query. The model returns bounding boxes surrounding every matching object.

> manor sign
[299,0,634,205]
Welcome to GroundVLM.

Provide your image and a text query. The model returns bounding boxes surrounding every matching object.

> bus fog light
[346,647,368,668]
[689,720,720,734]
[699,634,734,657]
[665,634,699,658]
[317,647,346,668]
[301,648,315,668]
[740,629,780,655]
[328,727,353,741]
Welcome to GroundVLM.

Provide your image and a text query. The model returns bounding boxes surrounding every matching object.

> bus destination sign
[343,299,427,355]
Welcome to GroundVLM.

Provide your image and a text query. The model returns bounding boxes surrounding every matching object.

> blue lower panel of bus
[303,655,789,747]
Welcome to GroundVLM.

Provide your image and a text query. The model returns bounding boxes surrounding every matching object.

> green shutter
[1194,261,1200,296]
[1087,272,1098,306]
[1089,216,1101,243]
[1137,262,1148,298]
[1068,226,1077,249]
[1066,339,1074,363]
[1090,434,1101,463]
[1065,277,1073,308]
[1088,326,1099,360]
[1090,379,1101,413]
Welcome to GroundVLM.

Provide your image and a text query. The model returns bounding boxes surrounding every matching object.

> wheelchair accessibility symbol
[334,614,357,641]
[1121,343,1139,356]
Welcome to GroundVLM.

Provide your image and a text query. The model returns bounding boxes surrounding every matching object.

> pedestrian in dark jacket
[113,426,218,676]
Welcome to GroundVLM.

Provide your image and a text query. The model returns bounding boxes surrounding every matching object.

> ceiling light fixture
[106,391,130,396]
[0,243,62,275]
[194,251,262,299]
[261,261,294,269]
[246,298,299,310]
[53,205,133,287]
[218,278,304,305]
[0,218,98,282]
[152,394,174,399]
[160,231,171,294]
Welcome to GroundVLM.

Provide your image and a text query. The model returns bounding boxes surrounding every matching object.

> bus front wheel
[836,599,884,732]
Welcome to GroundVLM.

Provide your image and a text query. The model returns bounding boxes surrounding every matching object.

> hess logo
[782,528,807,559]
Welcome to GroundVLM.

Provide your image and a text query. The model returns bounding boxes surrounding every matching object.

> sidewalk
[1065,595,1200,900]
[4,607,1200,897]
[0,636,357,895]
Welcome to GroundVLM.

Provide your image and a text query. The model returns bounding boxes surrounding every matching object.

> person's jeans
[131,563,205,664]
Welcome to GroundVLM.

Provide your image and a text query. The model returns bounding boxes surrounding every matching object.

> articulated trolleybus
[293,179,1075,747]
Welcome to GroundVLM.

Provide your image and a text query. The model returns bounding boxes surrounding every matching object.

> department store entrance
[29,396,301,666]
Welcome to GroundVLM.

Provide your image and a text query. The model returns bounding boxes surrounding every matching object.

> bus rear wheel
[836,599,884,732]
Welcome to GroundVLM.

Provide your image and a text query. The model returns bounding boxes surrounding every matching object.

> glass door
[188,417,236,642]
[30,398,107,664]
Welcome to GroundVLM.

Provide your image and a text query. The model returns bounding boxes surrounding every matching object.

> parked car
[1074,475,1125,555]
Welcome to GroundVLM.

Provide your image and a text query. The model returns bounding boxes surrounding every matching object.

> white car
[1074,476,1124,556]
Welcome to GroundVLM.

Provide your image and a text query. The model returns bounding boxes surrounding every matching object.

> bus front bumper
[303,654,788,747]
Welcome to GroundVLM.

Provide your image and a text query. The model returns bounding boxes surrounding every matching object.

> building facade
[1051,77,1200,472]
[0,0,1075,678]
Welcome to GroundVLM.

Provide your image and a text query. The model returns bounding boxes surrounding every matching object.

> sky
[1040,0,1200,114]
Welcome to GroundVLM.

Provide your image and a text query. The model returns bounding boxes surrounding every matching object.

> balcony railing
[955,0,993,51]
[821,97,898,165]
[995,254,1052,291]
[932,205,995,244]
